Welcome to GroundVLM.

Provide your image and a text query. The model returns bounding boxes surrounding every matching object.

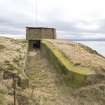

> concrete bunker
[28,40,41,49]
[26,27,56,50]
[33,40,40,48]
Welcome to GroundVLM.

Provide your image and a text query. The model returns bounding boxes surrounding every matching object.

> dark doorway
[33,40,41,49]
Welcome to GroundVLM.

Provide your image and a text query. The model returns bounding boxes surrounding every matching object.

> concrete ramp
[41,40,97,87]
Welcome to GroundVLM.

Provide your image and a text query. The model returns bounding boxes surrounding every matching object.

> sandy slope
[0,37,105,105]
[0,37,27,105]
[0,37,27,73]
[24,49,105,105]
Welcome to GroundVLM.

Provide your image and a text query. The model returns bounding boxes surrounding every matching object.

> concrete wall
[41,28,56,39]
[41,40,96,88]
[26,28,41,40]
[26,27,56,40]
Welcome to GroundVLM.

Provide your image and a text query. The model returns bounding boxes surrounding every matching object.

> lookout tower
[26,27,56,50]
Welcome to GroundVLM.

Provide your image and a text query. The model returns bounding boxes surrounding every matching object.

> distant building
[26,27,56,50]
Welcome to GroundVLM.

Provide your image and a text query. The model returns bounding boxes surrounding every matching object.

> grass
[42,40,95,75]
[0,84,8,105]
[0,94,7,105]
[0,37,105,105]
[0,44,5,50]
[42,40,97,87]
[79,43,105,58]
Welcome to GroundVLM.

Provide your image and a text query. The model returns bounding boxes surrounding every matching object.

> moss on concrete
[41,40,96,87]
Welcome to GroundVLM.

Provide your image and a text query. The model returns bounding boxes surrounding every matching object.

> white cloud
[75,22,100,31]
[0,0,105,39]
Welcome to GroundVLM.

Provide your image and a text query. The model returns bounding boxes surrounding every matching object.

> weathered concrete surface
[41,40,105,87]
[26,27,56,40]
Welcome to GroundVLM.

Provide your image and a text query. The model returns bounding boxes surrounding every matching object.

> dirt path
[24,49,79,105]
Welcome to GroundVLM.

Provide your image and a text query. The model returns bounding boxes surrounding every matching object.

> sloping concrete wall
[41,40,96,87]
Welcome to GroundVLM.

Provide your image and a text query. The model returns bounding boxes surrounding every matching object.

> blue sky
[0,0,105,39]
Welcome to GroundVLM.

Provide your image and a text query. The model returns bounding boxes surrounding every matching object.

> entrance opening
[33,40,41,49]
